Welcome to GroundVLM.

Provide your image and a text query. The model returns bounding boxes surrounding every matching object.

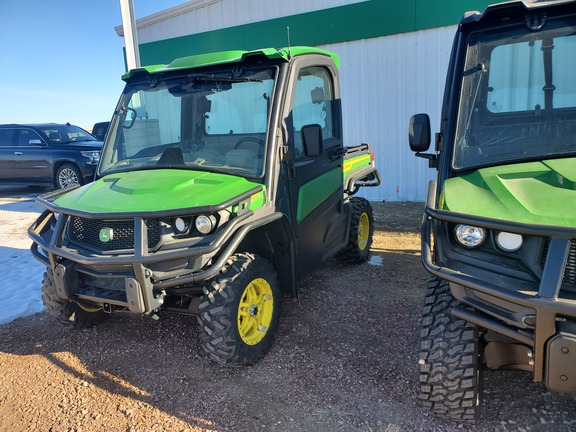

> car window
[17,129,42,146]
[291,66,336,158]
[0,129,16,147]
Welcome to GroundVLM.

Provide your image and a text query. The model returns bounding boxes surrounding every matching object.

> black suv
[0,123,103,189]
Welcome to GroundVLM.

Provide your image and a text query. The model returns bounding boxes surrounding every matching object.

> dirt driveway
[0,195,575,432]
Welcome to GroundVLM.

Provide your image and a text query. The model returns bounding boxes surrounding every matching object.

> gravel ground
[0,192,575,431]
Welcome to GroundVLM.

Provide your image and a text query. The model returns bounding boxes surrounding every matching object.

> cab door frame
[280,54,349,279]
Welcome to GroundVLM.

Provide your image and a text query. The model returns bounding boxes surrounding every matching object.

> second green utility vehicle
[409,0,576,422]
[29,46,380,366]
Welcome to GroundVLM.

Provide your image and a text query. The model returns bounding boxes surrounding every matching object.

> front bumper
[29,186,280,314]
[421,182,576,392]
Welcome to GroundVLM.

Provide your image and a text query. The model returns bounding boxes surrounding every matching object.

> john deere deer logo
[99,227,114,243]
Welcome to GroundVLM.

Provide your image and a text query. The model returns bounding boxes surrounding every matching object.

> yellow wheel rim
[237,278,274,346]
[76,303,103,313]
[358,212,370,251]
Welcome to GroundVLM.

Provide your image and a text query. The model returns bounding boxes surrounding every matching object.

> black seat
[157,147,184,166]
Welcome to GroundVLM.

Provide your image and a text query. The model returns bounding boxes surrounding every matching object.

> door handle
[14,152,23,155]
[328,147,347,160]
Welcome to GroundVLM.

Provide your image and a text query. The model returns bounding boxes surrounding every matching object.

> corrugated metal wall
[320,26,455,202]
[135,0,367,44]
[133,1,460,201]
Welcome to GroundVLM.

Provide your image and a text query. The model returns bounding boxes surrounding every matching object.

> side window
[17,129,41,146]
[0,129,16,147]
[292,66,336,157]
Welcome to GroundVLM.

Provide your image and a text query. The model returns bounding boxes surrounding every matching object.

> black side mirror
[301,124,323,157]
[409,113,431,152]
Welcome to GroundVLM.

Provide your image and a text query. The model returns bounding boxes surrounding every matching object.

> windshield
[100,67,276,177]
[453,17,576,170]
[39,125,98,144]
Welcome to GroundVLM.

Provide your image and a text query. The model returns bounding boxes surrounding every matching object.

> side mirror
[29,139,46,147]
[409,113,431,152]
[301,124,323,157]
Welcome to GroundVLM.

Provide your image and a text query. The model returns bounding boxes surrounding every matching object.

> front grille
[68,217,161,252]
[542,239,576,290]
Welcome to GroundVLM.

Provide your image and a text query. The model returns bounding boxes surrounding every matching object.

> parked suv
[0,123,102,189]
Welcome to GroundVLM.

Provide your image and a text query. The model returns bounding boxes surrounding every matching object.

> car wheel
[55,164,82,189]
[419,277,483,422]
[336,197,374,263]
[198,253,281,366]
[41,267,109,329]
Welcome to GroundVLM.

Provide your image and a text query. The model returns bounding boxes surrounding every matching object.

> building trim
[115,0,220,36]
[136,0,493,66]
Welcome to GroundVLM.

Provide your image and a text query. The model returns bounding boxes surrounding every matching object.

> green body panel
[123,46,339,81]
[137,1,494,66]
[343,154,372,182]
[441,158,576,227]
[53,170,265,214]
[297,168,341,224]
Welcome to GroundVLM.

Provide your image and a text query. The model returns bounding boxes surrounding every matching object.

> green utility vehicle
[29,47,380,366]
[409,0,576,421]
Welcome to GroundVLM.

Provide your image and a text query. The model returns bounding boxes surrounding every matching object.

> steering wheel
[233,137,265,150]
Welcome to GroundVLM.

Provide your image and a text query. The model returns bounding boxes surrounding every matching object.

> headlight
[454,224,486,248]
[174,217,189,233]
[81,150,101,165]
[495,232,523,252]
[195,215,217,235]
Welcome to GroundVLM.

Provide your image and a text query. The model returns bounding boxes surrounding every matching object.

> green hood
[54,169,265,214]
[441,158,576,227]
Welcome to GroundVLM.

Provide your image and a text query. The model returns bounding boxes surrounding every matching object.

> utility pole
[119,0,141,70]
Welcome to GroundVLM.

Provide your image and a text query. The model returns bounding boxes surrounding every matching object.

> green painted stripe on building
[139,0,494,66]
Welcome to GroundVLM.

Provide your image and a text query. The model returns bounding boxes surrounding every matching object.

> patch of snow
[0,198,45,325]
[368,254,383,266]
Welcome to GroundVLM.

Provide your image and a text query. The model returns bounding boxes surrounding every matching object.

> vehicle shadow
[0,248,432,432]
[0,312,251,431]
[0,185,50,199]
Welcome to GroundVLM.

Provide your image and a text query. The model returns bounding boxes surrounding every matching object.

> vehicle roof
[121,46,339,81]
[0,123,79,129]
[462,0,576,25]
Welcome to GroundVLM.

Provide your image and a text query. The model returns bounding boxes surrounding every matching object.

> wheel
[336,197,374,263]
[55,164,82,189]
[198,253,281,366]
[419,277,482,422]
[41,268,109,329]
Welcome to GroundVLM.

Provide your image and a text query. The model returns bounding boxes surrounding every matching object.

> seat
[157,147,185,167]
[48,132,63,142]
[225,149,257,170]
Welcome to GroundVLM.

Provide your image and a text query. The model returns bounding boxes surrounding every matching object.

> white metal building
[116,0,494,201]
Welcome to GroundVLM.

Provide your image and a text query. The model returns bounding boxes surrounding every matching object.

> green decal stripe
[297,168,341,224]
[138,0,494,65]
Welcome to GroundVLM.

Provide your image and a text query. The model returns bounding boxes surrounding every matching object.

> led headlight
[454,224,486,248]
[496,231,523,252]
[195,215,217,235]
[174,217,189,233]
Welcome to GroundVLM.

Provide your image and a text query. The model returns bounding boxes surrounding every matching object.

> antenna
[286,26,292,59]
